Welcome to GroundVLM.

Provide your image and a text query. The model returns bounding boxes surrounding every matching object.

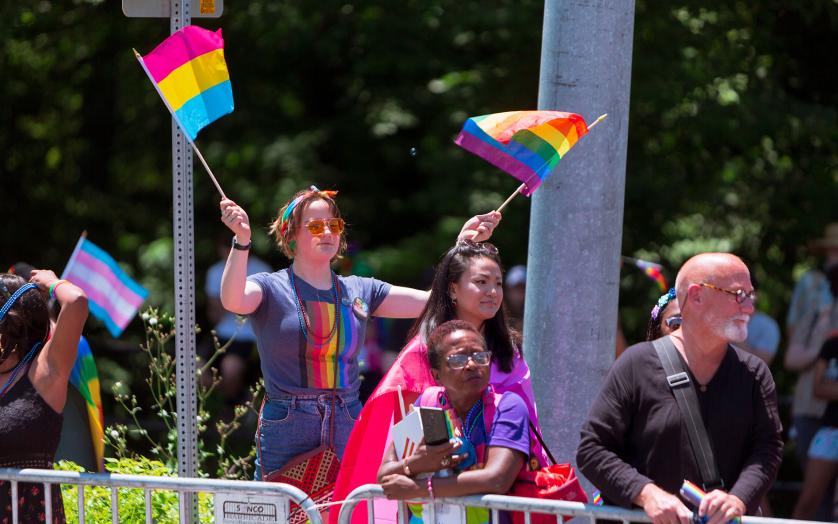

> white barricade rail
[0,468,323,524]
[336,484,824,524]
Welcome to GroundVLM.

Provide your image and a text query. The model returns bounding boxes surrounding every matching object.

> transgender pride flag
[62,235,149,337]
[135,25,234,141]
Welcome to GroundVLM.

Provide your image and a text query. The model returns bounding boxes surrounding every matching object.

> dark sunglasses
[446,351,492,370]
[304,218,345,236]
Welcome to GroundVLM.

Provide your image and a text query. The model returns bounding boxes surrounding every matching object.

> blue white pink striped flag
[62,235,149,337]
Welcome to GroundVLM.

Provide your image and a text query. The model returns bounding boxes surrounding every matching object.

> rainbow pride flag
[454,111,590,196]
[69,336,105,471]
[136,25,234,141]
[62,235,148,338]
[634,259,668,292]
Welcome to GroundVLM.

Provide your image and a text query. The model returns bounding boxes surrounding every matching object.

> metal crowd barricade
[337,484,820,524]
[0,468,323,524]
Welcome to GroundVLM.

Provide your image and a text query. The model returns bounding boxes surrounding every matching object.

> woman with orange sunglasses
[218,187,499,479]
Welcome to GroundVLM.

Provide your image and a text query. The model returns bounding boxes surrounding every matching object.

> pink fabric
[65,250,146,328]
[143,26,224,83]
[331,336,544,523]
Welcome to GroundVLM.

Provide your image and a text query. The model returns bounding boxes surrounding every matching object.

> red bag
[264,444,340,524]
[510,463,588,524]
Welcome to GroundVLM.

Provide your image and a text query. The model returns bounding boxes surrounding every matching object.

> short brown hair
[268,189,347,260]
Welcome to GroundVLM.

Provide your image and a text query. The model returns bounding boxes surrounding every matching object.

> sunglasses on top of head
[455,239,499,256]
[304,218,345,236]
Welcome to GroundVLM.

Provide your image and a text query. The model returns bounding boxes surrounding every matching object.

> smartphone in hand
[419,407,450,446]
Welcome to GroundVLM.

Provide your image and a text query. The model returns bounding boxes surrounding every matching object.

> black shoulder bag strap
[652,336,724,491]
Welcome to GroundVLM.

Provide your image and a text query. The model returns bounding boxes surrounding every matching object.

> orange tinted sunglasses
[304,218,345,236]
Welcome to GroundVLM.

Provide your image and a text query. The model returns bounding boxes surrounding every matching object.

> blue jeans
[254,391,362,480]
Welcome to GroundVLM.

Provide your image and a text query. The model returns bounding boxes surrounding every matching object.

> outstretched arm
[372,211,502,319]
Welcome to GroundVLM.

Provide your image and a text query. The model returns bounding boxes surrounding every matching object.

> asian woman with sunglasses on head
[338,237,549,500]
[217,188,500,479]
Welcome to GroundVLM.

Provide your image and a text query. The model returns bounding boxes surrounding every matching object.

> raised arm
[373,211,501,319]
[29,270,88,412]
[219,198,263,314]
[457,211,501,243]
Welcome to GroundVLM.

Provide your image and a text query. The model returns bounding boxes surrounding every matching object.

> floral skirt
[0,456,65,524]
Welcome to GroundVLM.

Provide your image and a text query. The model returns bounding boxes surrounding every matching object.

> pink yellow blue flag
[135,25,234,141]
[454,111,593,196]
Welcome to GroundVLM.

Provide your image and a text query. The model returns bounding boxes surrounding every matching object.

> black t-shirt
[576,340,783,514]
[818,337,838,427]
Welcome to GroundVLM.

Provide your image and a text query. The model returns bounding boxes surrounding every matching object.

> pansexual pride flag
[136,25,234,141]
[69,336,105,471]
[454,111,590,196]
[62,236,149,338]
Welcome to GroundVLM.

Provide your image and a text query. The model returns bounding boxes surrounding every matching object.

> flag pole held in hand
[134,25,235,199]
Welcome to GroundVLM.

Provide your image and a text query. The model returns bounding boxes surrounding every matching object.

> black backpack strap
[652,336,724,491]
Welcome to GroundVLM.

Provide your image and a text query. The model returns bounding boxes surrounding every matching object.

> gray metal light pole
[169,1,199,521]
[523,0,635,493]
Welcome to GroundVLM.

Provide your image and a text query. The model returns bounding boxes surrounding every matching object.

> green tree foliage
[1,0,835,380]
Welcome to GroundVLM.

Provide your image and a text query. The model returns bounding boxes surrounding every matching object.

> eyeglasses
[304,218,345,236]
[456,239,499,256]
[446,351,492,370]
[664,315,682,329]
[698,282,757,304]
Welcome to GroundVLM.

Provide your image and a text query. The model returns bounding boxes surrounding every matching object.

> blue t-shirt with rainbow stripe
[248,269,391,397]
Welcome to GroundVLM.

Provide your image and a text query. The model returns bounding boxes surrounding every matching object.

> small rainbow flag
[136,25,234,141]
[635,259,668,292]
[454,111,590,196]
[69,337,104,471]
[679,480,742,523]
[592,490,603,506]
[62,235,148,338]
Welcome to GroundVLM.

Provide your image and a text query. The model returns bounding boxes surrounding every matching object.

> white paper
[391,409,423,460]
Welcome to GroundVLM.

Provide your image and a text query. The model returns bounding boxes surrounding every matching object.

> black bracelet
[232,237,251,251]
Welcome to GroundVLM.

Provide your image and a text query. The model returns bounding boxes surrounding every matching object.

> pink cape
[330,335,544,523]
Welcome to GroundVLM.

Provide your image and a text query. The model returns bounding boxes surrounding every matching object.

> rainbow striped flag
[62,235,148,338]
[454,111,590,196]
[69,336,105,471]
[136,25,234,141]
[634,259,668,292]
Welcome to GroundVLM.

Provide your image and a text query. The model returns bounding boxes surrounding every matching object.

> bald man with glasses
[577,253,783,524]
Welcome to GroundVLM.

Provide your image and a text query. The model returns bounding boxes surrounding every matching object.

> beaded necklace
[462,397,484,442]
[289,267,341,348]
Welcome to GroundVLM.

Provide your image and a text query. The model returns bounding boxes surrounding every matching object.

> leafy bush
[58,458,213,523]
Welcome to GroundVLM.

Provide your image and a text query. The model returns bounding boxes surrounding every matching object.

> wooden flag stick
[495,184,527,213]
[494,113,608,213]
[133,49,227,199]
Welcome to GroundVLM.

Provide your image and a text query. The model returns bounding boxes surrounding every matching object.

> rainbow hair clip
[278,185,339,239]
[650,287,676,320]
